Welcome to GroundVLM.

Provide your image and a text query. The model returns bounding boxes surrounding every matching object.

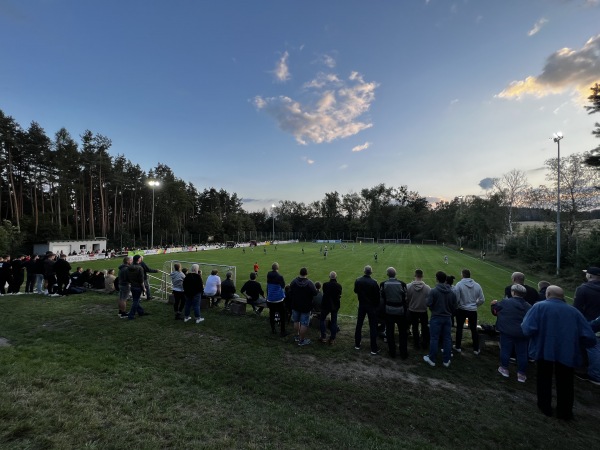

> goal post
[356,237,374,244]
[397,239,411,244]
[377,239,398,244]
[421,240,438,245]
[158,260,237,301]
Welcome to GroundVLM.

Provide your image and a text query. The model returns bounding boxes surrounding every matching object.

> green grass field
[1,243,597,449]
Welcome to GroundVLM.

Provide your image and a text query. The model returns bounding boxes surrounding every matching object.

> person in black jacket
[289,267,318,346]
[9,255,25,294]
[136,255,158,300]
[25,256,37,294]
[54,254,72,295]
[240,272,265,314]
[320,271,342,344]
[504,272,539,306]
[354,265,381,355]
[182,264,204,323]
[0,255,12,295]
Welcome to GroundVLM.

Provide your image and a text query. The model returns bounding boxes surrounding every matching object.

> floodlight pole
[553,133,563,276]
[148,180,160,249]
[271,204,276,242]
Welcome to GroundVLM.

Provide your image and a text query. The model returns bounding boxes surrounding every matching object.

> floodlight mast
[148,180,160,249]
[552,133,563,276]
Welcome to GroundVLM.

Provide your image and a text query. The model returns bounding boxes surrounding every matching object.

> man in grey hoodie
[424,271,457,368]
[407,269,431,350]
[453,268,485,355]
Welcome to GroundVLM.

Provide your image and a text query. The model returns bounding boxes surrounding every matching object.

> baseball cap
[133,254,142,262]
[583,267,600,276]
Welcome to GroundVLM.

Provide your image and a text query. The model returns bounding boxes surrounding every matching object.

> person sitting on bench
[241,272,265,314]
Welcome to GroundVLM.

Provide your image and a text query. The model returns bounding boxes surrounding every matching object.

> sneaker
[294,335,300,342]
[370,348,381,356]
[452,346,462,353]
[184,316,192,323]
[195,317,205,324]
[328,339,335,345]
[298,338,312,346]
[354,345,361,350]
[498,366,509,378]
[517,373,527,383]
[589,378,600,386]
[443,360,451,368]
[473,350,480,356]
[319,337,328,343]
[119,312,129,319]
[423,355,436,367]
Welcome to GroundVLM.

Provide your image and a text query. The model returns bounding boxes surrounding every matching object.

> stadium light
[148,180,160,248]
[271,204,276,242]
[552,132,563,276]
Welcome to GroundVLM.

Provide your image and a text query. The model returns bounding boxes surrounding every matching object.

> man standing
[320,271,342,344]
[54,254,72,296]
[44,253,59,296]
[127,255,147,320]
[407,269,431,350]
[136,255,158,300]
[574,266,600,384]
[289,267,318,346]
[0,255,12,295]
[380,267,409,359]
[266,262,286,337]
[354,265,381,355]
[504,272,539,305]
[453,269,485,355]
[117,256,132,318]
[25,255,37,294]
[9,255,25,294]
[423,271,457,368]
[522,285,596,420]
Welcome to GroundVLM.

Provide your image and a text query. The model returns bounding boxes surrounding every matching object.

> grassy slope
[1,243,598,449]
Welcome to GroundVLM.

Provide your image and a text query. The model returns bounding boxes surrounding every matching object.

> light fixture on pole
[271,204,276,242]
[552,132,563,276]
[148,180,160,249]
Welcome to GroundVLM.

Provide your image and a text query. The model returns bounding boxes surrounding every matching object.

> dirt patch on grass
[0,337,11,347]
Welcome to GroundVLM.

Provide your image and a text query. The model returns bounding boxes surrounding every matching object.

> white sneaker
[423,355,436,367]
[443,360,451,368]
[473,350,480,356]
[184,317,192,323]
[195,317,205,324]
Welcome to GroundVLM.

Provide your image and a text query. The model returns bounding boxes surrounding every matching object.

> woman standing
[170,263,186,320]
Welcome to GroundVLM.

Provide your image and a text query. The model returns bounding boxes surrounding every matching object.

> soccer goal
[356,237,375,244]
[421,240,438,245]
[377,239,398,244]
[157,260,237,301]
[397,239,411,244]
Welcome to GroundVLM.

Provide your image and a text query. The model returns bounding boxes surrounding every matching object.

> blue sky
[1,0,599,211]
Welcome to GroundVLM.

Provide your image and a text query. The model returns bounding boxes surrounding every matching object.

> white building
[33,238,108,257]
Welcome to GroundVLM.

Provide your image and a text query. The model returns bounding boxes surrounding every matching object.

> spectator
[204,269,222,306]
[9,255,26,294]
[320,271,342,345]
[407,269,431,350]
[221,271,238,310]
[573,266,600,385]
[241,272,265,315]
[127,255,147,320]
[54,254,72,295]
[266,262,287,337]
[521,285,596,420]
[135,255,158,300]
[170,263,186,320]
[312,281,323,313]
[289,267,318,346]
[117,257,132,318]
[538,281,550,301]
[354,265,381,355]
[453,269,485,355]
[504,272,539,305]
[182,264,204,324]
[44,253,59,297]
[380,267,409,359]
[25,255,38,294]
[423,271,457,368]
[0,255,11,295]
[104,269,116,293]
[491,284,531,382]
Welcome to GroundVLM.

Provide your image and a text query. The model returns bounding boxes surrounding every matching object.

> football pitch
[89,242,551,324]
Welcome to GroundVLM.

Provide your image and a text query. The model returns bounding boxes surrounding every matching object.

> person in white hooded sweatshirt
[453,268,485,355]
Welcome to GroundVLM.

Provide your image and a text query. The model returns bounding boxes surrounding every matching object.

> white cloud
[339,164,348,170]
[450,98,459,105]
[273,51,290,82]
[321,54,336,68]
[254,69,378,145]
[352,142,371,152]
[528,18,548,36]
[301,156,315,165]
[496,34,600,100]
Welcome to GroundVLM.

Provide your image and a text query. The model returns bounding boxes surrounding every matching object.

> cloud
[273,51,290,82]
[479,177,495,190]
[254,70,378,145]
[314,53,336,69]
[352,142,371,152]
[528,18,548,36]
[301,156,315,165]
[450,98,459,105]
[339,164,348,170]
[496,34,600,100]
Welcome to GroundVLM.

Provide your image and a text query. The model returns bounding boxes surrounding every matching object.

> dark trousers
[268,301,286,335]
[25,274,36,293]
[537,360,574,419]
[0,276,6,294]
[9,276,24,294]
[455,309,479,351]
[355,303,379,353]
[173,291,185,313]
[386,314,408,358]
[57,274,70,295]
[46,275,57,294]
[410,310,430,349]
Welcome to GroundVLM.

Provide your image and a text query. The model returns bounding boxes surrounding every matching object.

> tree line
[1,84,599,276]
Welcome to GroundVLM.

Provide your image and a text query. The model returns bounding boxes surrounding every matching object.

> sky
[1,0,600,212]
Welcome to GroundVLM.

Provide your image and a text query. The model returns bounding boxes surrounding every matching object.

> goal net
[356,237,374,244]
[377,239,398,244]
[421,240,438,245]
[157,260,237,301]
[397,239,411,244]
